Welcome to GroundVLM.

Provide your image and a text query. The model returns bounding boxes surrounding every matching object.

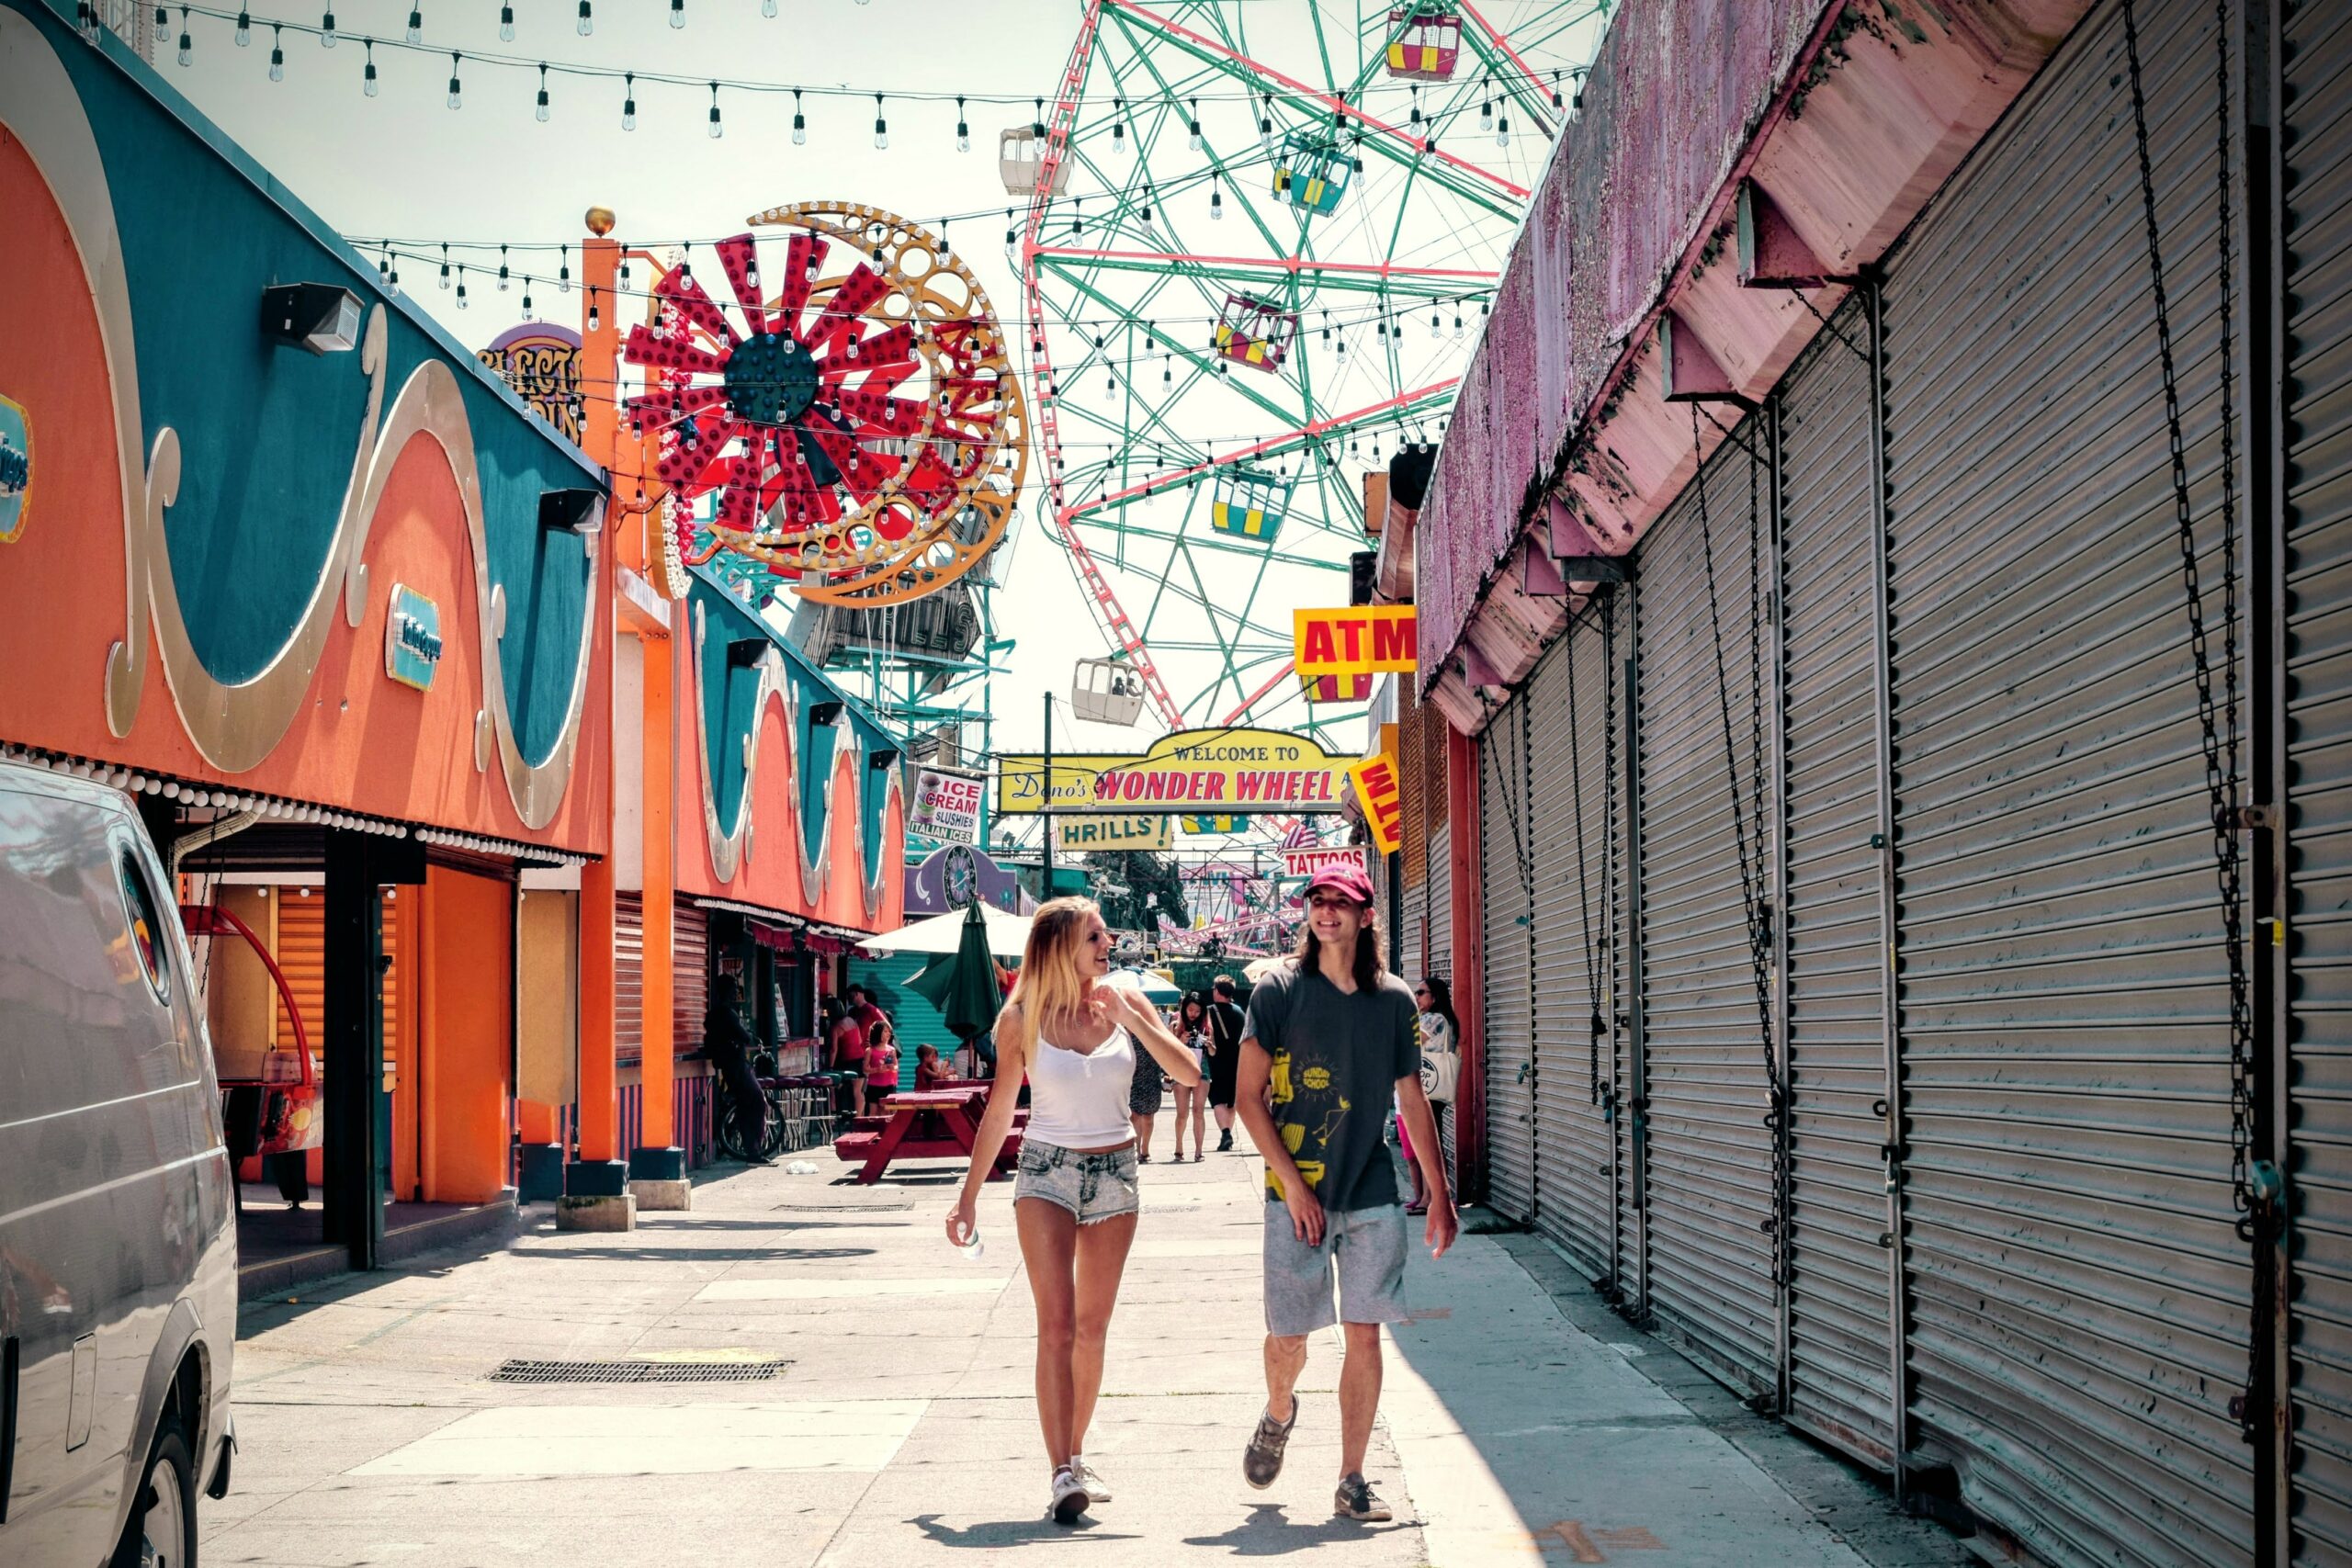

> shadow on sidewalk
[909,1511,1138,1546]
[1181,1503,1409,1553]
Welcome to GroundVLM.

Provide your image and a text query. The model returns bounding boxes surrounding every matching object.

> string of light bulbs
[127,2,1585,143]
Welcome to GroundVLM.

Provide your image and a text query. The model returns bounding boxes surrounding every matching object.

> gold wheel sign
[998,728,1359,815]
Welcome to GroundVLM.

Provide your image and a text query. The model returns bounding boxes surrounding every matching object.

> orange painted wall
[421,863,514,1203]
[669,631,905,933]
[0,127,610,859]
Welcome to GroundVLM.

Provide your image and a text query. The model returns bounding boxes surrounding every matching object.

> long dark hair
[1420,974,1460,1038]
[1295,904,1386,993]
[1179,990,1208,1030]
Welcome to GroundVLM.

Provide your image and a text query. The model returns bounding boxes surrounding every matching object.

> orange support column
[560,211,635,1229]
[627,622,682,1203]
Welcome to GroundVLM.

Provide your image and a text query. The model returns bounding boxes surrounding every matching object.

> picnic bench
[833,1087,1025,1185]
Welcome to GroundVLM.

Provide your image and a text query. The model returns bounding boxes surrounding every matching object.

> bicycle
[713,1054,790,1165]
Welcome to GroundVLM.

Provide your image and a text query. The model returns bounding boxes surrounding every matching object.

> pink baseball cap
[1304,864,1375,908]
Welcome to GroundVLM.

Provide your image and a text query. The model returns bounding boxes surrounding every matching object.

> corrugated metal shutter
[2283,1,2352,1557]
[1776,303,1897,1466]
[379,887,401,1084]
[1880,0,2251,1559]
[616,890,643,1069]
[274,890,324,1052]
[1481,714,1536,1222]
[1634,412,1777,1399]
[1617,583,1645,1309]
[673,900,708,1056]
[1430,812,1455,1186]
[1530,599,1622,1280]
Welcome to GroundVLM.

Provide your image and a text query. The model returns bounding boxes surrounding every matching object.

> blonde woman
[944,897,1202,1524]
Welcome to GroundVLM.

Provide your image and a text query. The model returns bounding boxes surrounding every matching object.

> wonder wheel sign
[623,203,1025,607]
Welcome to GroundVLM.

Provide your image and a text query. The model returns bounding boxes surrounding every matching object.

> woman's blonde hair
[1004,897,1103,1061]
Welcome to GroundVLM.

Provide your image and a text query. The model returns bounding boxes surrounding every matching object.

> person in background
[1206,975,1248,1152]
[1404,976,1460,1215]
[915,1042,954,1089]
[1170,990,1211,1162]
[847,982,889,1043]
[1127,1013,1166,1161]
[707,956,772,1165]
[862,1017,901,1115]
[823,995,866,1118]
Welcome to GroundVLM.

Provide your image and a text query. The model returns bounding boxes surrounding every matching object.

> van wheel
[111,1413,197,1568]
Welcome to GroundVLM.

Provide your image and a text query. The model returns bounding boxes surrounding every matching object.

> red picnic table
[832,1087,1024,1185]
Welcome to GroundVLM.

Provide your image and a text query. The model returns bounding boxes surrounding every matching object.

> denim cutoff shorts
[1013,1139,1140,1226]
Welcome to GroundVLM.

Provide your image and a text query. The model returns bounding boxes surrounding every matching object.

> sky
[150,0,1604,864]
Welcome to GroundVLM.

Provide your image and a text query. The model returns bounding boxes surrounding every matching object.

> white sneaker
[1050,1465,1091,1524]
[1073,1456,1111,1504]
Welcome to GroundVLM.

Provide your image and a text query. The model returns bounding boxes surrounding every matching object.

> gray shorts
[1262,1201,1408,1337]
[1014,1139,1140,1226]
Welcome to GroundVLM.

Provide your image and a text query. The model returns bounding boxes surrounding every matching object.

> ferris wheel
[1017,1,1610,744]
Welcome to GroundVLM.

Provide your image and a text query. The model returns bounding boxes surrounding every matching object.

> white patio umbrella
[857,901,1034,959]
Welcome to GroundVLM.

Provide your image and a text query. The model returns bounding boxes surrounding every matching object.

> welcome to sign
[998,727,1358,815]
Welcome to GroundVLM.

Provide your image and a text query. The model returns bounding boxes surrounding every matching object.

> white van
[0,761,237,1565]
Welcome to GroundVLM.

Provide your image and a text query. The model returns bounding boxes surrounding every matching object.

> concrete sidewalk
[207,1120,1961,1566]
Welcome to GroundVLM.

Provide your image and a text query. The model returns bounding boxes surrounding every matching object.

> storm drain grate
[487,1357,792,1385]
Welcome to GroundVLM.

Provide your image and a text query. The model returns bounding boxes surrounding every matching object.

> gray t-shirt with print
[1242,961,1419,1213]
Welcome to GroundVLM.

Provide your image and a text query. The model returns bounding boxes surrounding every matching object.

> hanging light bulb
[1113,96,1126,154]
[1409,86,1421,130]
[1497,114,1510,150]
[873,93,888,150]
[575,0,591,36]
[362,37,377,94]
[586,288,600,333]
[175,6,190,65]
[1140,184,1155,229]
[404,6,421,43]
[1479,89,1493,134]
[521,281,533,316]
[235,8,251,44]
[1453,309,1464,340]
[763,0,776,13]
[1430,307,1441,338]
[1162,355,1172,386]
[500,4,514,41]
[669,0,684,28]
[497,245,511,289]
[791,86,806,145]
[559,245,571,293]
[1259,91,1274,152]
[1103,373,1115,402]
[535,64,549,122]
[439,243,451,288]
[446,51,460,108]
[1210,179,1223,220]
[320,9,335,48]
[621,71,635,130]
[268,25,284,79]
[1188,98,1202,151]
[707,81,723,139]
[956,96,969,152]
[456,267,469,309]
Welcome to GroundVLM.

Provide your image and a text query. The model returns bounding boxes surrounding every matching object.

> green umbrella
[908,902,1004,1043]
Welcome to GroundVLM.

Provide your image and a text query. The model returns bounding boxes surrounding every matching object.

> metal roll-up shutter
[1634,413,1777,1399]
[1777,303,1898,1468]
[616,890,644,1068]
[1881,1,2250,1559]
[1530,615,1615,1278]
[2283,2,2352,1556]
[1400,697,1429,986]
[1615,584,1645,1307]
[673,900,708,1056]
[274,890,325,1052]
[1426,709,1459,1185]
[1481,712,1536,1223]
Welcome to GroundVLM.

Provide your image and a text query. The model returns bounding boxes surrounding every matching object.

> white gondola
[1071,657,1147,726]
[1000,127,1073,197]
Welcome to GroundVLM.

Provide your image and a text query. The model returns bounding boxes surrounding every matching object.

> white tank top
[1023,1021,1138,1148]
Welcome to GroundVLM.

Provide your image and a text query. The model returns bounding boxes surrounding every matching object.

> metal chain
[2119,0,2265,1440]
[1692,407,1790,1290]
[1566,599,1605,1106]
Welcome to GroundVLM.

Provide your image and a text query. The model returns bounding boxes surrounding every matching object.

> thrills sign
[1056,815,1172,852]
[1349,751,1404,853]
[999,728,1356,815]
[1293,605,1417,678]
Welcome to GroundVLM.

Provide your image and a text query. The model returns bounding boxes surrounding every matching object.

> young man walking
[1233,865,1456,1521]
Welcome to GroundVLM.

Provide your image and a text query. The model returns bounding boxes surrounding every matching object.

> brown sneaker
[1334,1472,1392,1521]
[1242,1396,1299,1489]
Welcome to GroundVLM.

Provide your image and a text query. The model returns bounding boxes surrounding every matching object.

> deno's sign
[998,728,1357,815]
